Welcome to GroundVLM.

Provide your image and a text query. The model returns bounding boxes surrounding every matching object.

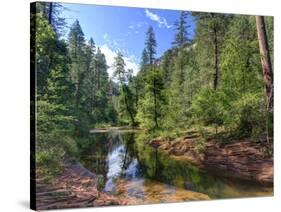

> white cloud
[99,44,116,77]
[144,9,172,29]
[124,57,139,76]
[103,33,108,40]
[100,44,139,78]
[128,22,148,34]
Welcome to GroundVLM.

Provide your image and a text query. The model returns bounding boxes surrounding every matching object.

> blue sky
[61,3,196,77]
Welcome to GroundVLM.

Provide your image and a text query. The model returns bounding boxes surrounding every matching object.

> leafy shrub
[36,130,79,180]
[36,149,62,181]
[75,113,91,136]
[97,177,105,191]
[230,92,267,137]
[192,88,268,139]
[194,138,206,154]
[191,88,225,130]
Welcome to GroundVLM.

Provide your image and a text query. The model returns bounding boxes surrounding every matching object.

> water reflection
[77,131,272,202]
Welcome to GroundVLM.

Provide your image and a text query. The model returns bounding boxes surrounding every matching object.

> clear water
[77,130,272,204]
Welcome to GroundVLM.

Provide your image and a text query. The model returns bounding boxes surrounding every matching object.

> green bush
[36,149,62,181]
[230,92,267,137]
[36,130,79,181]
[191,88,225,130]
[97,177,105,191]
[192,88,268,139]
[194,138,206,154]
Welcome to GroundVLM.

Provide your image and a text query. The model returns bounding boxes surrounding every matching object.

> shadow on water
[76,131,272,202]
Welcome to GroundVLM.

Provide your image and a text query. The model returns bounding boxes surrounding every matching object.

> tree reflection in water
[77,131,272,202]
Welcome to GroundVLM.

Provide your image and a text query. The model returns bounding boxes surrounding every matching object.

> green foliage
[35,2,66,35]
[145,26,157,65]
[193,13,232,89]
[220,16,262,94]
[172,11,190,47]
[231,92,267,137]
[136,67,165,129]
[34,3,274,183]
[113,53,136,126]
[35,13,56,94]
[194,138,206,154]
[135,26,167,130]
[36,131,79,181]
[191,89,225,129]
[192,88,268,138]
[68,21,114,131]
[131,12,272,144]
[105,102,118,124]
[36,150,62,182]
[97,177,105,191]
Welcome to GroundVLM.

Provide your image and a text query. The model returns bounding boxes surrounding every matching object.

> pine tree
[145,26,159,128]
[68,20,89,133]
[91,47,110,123]
[193,13,232,90]
[46,40,76,130]
[145,26,157,66]
[83,38,96,118]
[36,2,66,35]
[113,53,136,126]
[172,11,190,47]
[221,16,261,94]
[34,13,56,95]
[136,26,165,129]
[140,48,149,71]
[172,11,191,86]
[162,11,192,128]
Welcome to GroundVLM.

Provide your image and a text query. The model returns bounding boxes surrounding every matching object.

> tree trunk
[124,90,135,126]
[97,68,100,90]
[153,69,159,129]
[255,16,273,112]
[179,49,184,86]
[48,2,53,26]
[120,79,135,126]
[213,26,219,90]
[135,80,138,108]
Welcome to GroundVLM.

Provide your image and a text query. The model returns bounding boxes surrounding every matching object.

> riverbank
[148,132,273,185]
[35,156,210,210]
[89,126,144,133]
[36,158,126,210]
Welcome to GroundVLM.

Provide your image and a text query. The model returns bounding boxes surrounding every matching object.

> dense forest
[31,2,273,190]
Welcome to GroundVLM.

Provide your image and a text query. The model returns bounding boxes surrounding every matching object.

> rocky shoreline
[36,159,126,210]
[148,134,273,185]
[35,132,273,209]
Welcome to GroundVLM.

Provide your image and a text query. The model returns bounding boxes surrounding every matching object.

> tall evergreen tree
[92,47,110,123]
[172,11,190,47]
[113,53,136,126]
[36,2,66,35]
[193,13,231,90]
[140,48,149,71]
[34,13,56,95]
[68,20,89,133]
[145,26,159,128]
[83,38,96,118]
[172,11,190,86]
[145,26,157,66]
[136,26,165,129]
